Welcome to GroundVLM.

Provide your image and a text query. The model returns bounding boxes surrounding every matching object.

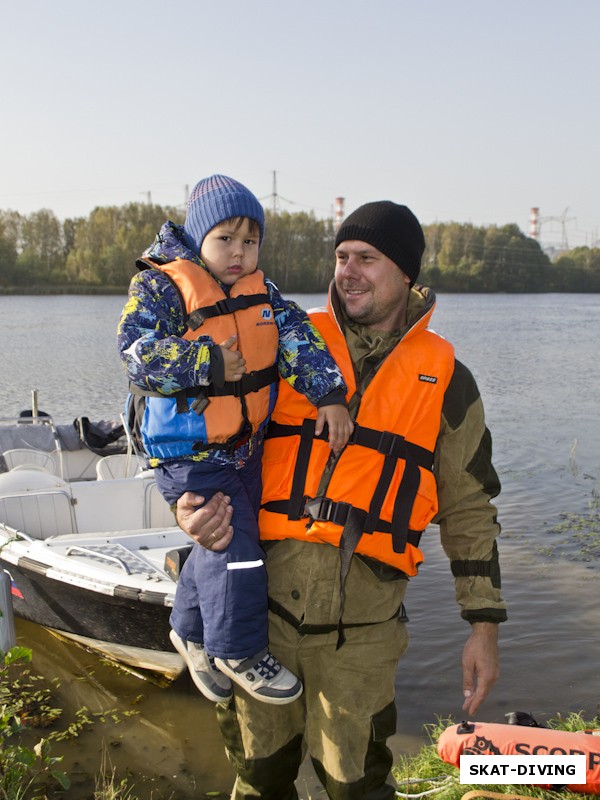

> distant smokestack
[334,197,345,231]
[529,207,540,240]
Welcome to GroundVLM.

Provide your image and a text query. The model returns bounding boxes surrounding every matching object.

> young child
[118,175,353,705]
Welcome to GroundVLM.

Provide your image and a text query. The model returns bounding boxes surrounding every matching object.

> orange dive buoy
[437,719,600,795]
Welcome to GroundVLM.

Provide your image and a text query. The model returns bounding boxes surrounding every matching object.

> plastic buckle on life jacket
[377,430,402,456]
[214,299,232,316]
[305,496,330,521]
[187,309,207,330]
[190,393,209,415]
[305,496,352,526]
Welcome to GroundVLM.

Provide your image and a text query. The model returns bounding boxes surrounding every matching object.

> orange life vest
[138,260,279,459]
[259,294,455,574]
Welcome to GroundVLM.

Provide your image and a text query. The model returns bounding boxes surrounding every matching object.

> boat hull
[5,558,172,649]
[4,558,185,678]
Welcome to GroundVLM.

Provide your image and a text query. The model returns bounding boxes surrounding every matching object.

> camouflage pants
[216,576,409,799]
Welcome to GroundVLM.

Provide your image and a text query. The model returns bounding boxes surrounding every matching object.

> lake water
[1,293,599,799]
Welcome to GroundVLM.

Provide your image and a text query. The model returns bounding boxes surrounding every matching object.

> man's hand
[176,491,233,551]
[315,404,354,454]
[219,335,246,382]
[461,622,499,716]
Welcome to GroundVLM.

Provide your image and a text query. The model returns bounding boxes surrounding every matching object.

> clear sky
[3,0,598,249]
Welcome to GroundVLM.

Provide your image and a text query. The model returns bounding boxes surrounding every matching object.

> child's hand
[219,335,246,381]
[315,404,354,454]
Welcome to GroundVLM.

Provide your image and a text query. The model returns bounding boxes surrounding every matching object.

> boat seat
[70,479,146,532]
[69,478,174,531]
[3,448,57,474]
[0,490,75,539]
[95,454,146,480]
[144,481,176,528]
[10,464,53,473]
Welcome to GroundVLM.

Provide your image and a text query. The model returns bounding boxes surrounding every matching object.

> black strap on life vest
[262,419,432,649]
[128,363,277,411]
[186,293,270,331]
[128,362,277,452]
[302,497,423,551]
[209,363,278,399]
[288,419,327,519]
[263,420,432,552]
[350,426,432,553]
[192,423,253,454]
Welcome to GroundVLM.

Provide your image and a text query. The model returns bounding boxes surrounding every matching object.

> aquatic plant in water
[0,645,146,799]
[0,646,70,799]
[541,486,600,563]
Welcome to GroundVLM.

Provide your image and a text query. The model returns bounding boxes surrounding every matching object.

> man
[176,200,507,800]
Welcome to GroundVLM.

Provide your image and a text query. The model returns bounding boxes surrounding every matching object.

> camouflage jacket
[117,222,346,468]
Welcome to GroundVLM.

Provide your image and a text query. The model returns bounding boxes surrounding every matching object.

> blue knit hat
[183,174,265,255]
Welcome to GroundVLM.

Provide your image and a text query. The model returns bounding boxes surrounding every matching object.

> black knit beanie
[334,201,425,286]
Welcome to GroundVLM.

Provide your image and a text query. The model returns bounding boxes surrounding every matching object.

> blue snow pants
[155,448,269,660]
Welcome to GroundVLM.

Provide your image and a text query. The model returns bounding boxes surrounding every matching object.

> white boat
[0,406,132,482]
[0,413,191,680]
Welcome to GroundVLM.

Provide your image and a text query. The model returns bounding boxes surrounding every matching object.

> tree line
[1,204,599,293]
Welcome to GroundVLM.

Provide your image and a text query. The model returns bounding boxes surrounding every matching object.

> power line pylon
[539,207,576,250]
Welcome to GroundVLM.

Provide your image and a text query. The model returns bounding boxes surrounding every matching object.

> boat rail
[0,522,36,543]
[65,545,135,574]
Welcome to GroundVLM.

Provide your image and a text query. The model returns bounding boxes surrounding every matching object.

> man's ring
[210,532,217,540]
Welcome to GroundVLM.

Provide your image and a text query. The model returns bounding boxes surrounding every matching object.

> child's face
[200,218,259,285]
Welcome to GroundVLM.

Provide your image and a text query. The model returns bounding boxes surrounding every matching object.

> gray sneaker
[169,630,232,703]
[214,649,303,705]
